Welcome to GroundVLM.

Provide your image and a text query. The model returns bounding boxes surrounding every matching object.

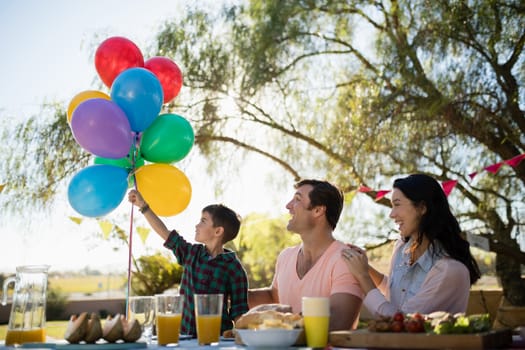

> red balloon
[144,57,183,103]
[95,37,144,88]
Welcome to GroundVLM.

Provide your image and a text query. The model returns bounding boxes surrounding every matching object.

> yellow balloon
[135,163,192,216]
[67,90,111,123]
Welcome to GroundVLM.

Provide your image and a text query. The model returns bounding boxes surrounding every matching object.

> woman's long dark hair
[393,174,481,285]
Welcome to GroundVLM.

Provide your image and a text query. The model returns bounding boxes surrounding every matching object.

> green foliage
[46,282,69,321]
[0,104,90,213]
[227,213,301,288]
[130,253,183,295]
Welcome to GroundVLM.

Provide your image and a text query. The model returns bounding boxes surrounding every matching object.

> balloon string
[126,132,141,320]
[127,198,134,320]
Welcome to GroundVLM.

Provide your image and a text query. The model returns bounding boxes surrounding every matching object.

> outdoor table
[0,334,523,349]
[151,334,525,349]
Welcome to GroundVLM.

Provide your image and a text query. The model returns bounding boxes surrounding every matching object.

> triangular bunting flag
[0,184,5,193]
[468,172,478,181]
[441,180,458,197]
[505,153,525,168]
[344,190,357,205]
[358,185,372,193]
[136,226,151,244]
[484,162,504,174]
[69,216,83,225]
[375,190,391,201]
[98,220,113,240]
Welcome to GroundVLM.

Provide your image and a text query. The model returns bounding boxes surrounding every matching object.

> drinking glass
[155,294,184,346]
[302,296,330,348]
[194,294,223,346]
[128,296,155,343]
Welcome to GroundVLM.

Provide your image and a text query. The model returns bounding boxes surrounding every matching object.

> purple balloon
[71,98,133,158]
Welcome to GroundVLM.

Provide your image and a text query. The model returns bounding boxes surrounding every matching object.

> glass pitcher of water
[2,265,50,345]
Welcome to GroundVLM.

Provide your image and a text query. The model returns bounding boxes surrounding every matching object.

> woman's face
[389,188,426,238]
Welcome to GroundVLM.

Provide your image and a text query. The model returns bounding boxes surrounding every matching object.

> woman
[342,174,481,317]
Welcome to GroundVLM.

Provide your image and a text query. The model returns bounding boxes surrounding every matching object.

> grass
[49,274,127,295]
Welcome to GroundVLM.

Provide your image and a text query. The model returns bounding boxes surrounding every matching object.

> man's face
[285,184,315,233]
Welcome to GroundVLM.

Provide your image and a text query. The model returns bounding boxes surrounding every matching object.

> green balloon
[140,113,194,163]
[93,153,145,170]
[94,156,131,168]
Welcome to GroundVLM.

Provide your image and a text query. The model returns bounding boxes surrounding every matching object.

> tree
[46,281,69,321]
[152,0,525,304]
[131,253,183,295]
[227,213,302,288]
[1,0,524,305]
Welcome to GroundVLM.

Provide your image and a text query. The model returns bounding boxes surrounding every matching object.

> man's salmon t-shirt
[272,240,363,319]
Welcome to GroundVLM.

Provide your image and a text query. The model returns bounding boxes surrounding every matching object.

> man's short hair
[295,179,344,230]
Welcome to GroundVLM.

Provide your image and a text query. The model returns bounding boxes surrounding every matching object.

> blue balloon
[68,165,129,217]
[111,67,164,132]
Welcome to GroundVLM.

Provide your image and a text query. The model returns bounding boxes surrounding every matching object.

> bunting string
[358,153,525,200]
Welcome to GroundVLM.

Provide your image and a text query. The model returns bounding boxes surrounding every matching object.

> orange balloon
[67,90,111,123]
[135,163,192,216]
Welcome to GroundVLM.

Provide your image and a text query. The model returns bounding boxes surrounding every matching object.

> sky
[0,0,293,274]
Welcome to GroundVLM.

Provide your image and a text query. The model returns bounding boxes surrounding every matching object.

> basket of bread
[227,304,305,347]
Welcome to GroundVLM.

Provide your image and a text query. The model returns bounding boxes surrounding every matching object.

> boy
[128,189,249,336]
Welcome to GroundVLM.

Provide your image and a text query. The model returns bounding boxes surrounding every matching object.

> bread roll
[247,303,293,314]
[235,309,303,330]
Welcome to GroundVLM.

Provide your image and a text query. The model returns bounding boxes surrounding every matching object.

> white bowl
[236,328,302,347]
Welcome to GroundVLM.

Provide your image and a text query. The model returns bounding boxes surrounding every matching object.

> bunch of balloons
[67,36,193,218]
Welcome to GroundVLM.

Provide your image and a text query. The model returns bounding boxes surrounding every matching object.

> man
[248,179,363,330]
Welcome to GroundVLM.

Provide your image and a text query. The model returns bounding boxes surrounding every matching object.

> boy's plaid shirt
[164,230,249,336]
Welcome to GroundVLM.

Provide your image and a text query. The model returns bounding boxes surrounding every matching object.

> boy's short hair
[202,204,241,243]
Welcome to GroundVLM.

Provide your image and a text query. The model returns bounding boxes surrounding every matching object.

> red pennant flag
[358,185,373,193]
[375,190,391,201]
[468,172,478,181]
[484,162,504,174]
[441,180,458,197]
[504,153,525,168]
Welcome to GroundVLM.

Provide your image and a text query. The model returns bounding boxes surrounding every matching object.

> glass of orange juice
[302,296,330,348]
[194,294,223,346]
[155,294,183,346]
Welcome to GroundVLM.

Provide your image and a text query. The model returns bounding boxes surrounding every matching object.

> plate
[236,329,302,347]
[329,328,513,349]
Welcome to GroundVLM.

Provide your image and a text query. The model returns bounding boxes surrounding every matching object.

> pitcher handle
[2,276,16,306]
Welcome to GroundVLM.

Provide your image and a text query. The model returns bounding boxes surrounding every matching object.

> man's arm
[247,286,279,309]
[329,293,363,331]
